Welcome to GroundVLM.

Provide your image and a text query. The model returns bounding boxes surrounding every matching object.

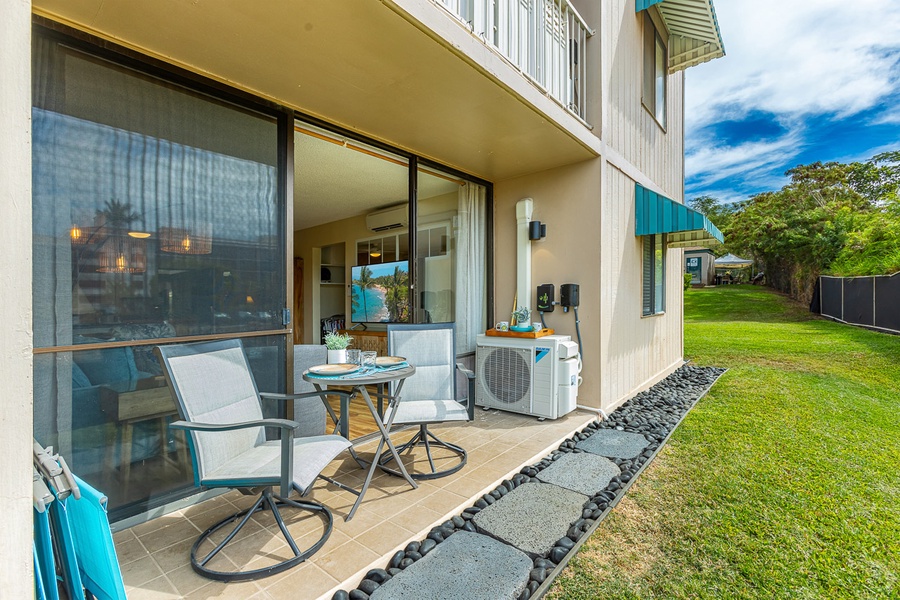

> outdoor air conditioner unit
[475,334,579,420]
[366,204,409,232]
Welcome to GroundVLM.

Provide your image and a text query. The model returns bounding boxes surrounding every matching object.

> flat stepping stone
[536,452,620,495]
[370,532,531,600]
[576,429,649,459]
[472,482,587,557]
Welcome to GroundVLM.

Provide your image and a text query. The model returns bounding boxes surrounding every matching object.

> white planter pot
[327,349,347,364]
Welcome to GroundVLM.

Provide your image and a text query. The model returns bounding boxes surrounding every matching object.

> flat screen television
[351,260,410,323]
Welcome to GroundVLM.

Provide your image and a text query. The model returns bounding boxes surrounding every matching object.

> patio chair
[293,344,343,437]
[154,339,352,582]
[378,323,476,480]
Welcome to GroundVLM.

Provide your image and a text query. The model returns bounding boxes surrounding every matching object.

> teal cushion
[73,346,139,386]
[71,361,92,389]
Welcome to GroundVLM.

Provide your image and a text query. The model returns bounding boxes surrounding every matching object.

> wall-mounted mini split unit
[366,204,408,232]
[475,334,579,420]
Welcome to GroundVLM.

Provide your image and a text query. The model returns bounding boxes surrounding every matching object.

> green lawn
[547,285,899,599]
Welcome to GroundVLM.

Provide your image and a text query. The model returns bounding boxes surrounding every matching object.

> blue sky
[684,0,900,204]
[355,261,408,279]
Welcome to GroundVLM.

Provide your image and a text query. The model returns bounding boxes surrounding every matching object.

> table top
[302,364,415,386]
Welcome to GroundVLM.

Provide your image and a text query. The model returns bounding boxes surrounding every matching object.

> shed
[684,247,716,285]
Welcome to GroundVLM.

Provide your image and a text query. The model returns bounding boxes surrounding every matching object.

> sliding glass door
[293,121,491,356]
[32,28,289,520]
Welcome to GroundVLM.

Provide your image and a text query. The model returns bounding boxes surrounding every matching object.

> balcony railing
[439,0,593,122]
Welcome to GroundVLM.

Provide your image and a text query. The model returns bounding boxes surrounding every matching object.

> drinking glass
[361,351,377,368]
[347,349,361,365]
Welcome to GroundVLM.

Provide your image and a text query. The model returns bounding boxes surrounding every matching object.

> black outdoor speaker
[560,283,580,308]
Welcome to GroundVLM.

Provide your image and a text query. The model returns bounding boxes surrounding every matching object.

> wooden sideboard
[339,329,388,355]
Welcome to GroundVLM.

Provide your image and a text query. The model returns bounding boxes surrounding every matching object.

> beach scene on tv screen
[351,261,410,323]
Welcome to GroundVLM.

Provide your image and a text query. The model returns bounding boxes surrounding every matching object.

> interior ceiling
[34,0,597,182]
[294,128,459,231]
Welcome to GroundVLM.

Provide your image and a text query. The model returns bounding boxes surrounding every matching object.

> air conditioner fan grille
[483,347,530,405]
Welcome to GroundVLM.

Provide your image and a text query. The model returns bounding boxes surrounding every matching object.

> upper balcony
[436,0,594,123]
[34,0,602,181]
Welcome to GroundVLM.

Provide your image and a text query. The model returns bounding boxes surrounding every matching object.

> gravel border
[331,363,725,600]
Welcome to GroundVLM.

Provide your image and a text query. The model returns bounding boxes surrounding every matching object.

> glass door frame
[290,114,494,359]
[32,18,295,522]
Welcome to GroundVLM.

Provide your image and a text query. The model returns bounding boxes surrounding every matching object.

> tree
[727,161,867,301]
[383,265,408,322]
[353,265,373,320]
[719,151,900,299]
[832,152,900,275]
[849,151,900,206]
[687,195,735,255]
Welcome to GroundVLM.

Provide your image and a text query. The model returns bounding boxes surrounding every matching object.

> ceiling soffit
[33,0,599,181]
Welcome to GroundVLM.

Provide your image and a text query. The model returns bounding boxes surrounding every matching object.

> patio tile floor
[115,407,598,599]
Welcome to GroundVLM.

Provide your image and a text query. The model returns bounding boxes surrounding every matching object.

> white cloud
[686,133,799,187]
[685,124,803,199]
[872,106,900,125]
[686,0,900,131]
[683,0,900,194]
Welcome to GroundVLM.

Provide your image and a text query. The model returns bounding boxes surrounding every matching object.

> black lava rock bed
[332,364,725,600]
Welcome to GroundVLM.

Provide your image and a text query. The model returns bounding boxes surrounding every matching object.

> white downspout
[516,198,533,316]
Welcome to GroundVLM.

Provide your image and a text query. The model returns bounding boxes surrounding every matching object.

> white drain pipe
[516,198,533,316]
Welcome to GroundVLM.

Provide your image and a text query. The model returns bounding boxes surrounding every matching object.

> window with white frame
[642,12,667,128]
[642,234,666,316]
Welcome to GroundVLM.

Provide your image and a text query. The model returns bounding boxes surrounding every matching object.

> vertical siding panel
[598,0,686,409]
[605,1,683,201]
[601,164,684,409]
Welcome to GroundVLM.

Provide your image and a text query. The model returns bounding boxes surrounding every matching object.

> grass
[546,285,899,599]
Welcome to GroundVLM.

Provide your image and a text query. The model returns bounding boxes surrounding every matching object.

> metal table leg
[346,381,417,520]
[312,383,350,439]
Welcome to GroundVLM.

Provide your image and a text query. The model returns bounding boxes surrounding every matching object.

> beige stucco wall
[493,160,603,407]
[0,0,34,594]
[295,214,371,343]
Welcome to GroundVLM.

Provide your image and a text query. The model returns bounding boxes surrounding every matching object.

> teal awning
[637,0,725,73]
[635,184,724,248]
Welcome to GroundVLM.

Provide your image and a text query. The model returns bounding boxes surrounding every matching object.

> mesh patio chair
[155,339,353,582]
[293,344,343,437]
[378,323,476,480]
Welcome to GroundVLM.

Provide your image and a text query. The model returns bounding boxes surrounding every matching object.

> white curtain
[455,182,487,353]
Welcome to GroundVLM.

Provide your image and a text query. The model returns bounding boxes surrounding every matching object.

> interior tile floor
[114,407,598,600]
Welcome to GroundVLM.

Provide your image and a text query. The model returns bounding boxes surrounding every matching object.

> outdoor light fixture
[528,220,547,241]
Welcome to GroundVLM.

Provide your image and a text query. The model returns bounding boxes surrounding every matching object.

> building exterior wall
[599,164,684,411]
[493,160,603,407]
[685,249,716,285]
[15,0,707,558]
[0,0,34,594]
[602,0,685,199]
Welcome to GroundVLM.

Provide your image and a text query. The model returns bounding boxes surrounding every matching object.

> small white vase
[327,349,347,364]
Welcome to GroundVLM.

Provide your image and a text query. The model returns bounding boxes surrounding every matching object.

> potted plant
[324,331,353,364]
[510,306,531,331]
